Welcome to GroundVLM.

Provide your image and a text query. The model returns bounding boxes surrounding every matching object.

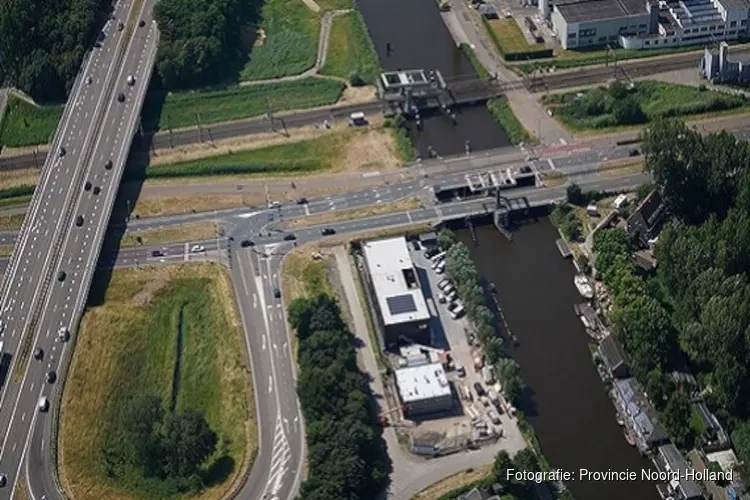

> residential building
[654,444,704,500]
[395,363,454,417]
[700,41,750,84]
[598,334,631,379]
[613,378,669,452]
[549,0,750,50]
[627,189,667,248]
[362,237,431,346]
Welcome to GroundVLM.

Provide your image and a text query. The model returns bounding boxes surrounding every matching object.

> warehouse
[362,237,431,347]
[395,363,454,418]
[548,0,750,50]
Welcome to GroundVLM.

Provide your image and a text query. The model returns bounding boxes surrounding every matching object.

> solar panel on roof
[386,294,417,315]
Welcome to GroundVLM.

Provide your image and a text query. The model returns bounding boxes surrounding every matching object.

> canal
[456,221,660,500]
[355,0,510,156]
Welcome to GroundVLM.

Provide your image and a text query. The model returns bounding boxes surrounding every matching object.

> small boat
[616,417,625,427]
[624,429,636,446]
[574,274,594,299]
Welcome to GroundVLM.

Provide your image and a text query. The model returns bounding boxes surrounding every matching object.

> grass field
[59,264,256,500]
[549,80,750,130]
[240,0,320,81]
[121,222,218,247]
[486,97,535,145]
[0,96,63,147]
[320,11,381,84]
[281,197,421,229]
[143,78,344,131]
[485,18,547,59]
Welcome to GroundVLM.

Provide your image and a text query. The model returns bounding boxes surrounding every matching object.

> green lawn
[549,80,750,131]
[484,18,550,60]
[320,11,381,84]
[0,96,63,147]
[142,131,352,179]
[487,97,535,145]
[143,78,344,131]
[59,264,255,500]
[240,0,320,81]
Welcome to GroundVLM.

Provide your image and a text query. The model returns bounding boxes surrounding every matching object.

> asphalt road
[0,1,158,499]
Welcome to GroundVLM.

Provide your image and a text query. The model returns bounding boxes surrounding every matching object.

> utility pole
[195,112,204,143]
[167,114,174,149]
[265,96,275,132]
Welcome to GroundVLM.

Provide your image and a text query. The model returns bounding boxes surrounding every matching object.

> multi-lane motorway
[0,0,158,497]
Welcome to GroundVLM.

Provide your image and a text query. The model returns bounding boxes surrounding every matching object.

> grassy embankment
[320,9,381,84]
[59,264,256,500]
[121,222,218,247]
[281,197,421,229]
[0,96,63,147]
[546,80,750,132]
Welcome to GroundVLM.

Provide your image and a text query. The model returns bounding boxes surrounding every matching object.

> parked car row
[435,277,465,319]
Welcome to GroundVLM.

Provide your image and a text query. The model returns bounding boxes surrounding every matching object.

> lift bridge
[376,69,524,124]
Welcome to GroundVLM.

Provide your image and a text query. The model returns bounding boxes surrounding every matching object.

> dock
[556,238,572,258]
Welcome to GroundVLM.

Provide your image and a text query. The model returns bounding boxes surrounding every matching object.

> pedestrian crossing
[537,142,592,158]
[265,415,291,500]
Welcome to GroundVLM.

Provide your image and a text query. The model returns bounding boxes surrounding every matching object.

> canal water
[355,0,510,156]
[456,221,660,500]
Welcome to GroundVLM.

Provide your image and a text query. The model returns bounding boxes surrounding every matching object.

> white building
[550,0,750,50]
[362,237,431,346]
[395,363,454,417]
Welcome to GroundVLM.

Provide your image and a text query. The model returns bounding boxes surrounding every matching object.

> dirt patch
[337,126,400,171]
[412,464,492,500]
[542,170,568,187]
[598,157,645,176]
[122,221,217,247]
[281,197,421,229]
[338,85,377,105]
[129,273,172,307]
[0,168,38,189]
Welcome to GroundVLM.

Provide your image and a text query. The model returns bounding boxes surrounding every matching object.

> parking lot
[405,241,526,453]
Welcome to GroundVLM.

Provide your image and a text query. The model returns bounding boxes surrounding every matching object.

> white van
[437,278,450,290]
[430,251,447,264]
[443,283,455,295]
[450,305,465,319]
[435,261,446,274]
[446,289,458,302]
[349,112,368,126]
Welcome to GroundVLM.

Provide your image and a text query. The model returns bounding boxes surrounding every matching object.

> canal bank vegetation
[459,43,490,80]
[384,115,417,162]
[544,80,749,132]
[321,10,382,85]
[486,97,535,146]
[59,264,256,500]
[287,294,391,499]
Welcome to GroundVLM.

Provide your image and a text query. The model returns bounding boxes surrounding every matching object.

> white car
[191,245,205,253]
[38,396,49,412]
[126,75,135,86]
[57,326,69,342]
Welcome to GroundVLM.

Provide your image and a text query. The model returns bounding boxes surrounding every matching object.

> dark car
[105,160,113,170]
[117,93,125,103]
[274,288,281,298]
[46,371,57,384]
[0,474,6,487]
[139,19,146,27]
[34,347,43,360]
[75,215,84,227]
[411,240,421,251]
[59,147,66,158]
[296,198,308,205]
[151,250,164,257]
[117,22,124,31]
[474,382,486,397]
[628,148,640,157]
[57,271,66,282]
[284,234,297,241]
[240,240,254,248]
[93,186,101,195]
[320,227,335,236]
[84,181,92,191]
[424,247,439,259]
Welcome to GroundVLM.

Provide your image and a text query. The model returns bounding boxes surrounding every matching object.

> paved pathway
[239,10,352,87]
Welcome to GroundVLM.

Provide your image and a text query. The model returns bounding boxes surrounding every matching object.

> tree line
[592,119,750,461]
[437,230,526,406]
[287,294,391,500]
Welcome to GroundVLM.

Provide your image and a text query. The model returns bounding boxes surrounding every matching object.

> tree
[513,448,540,474]
[160,410,218,478]
[496,358,525,406]
[484,337,505,364]
[661,391,693,448]
[566,183,585,206]
[492,450,515,485]
[731,420,750,467]
[612,98,646,126]
[436,229,457,251]
[645,369,674,411]
[288,297,311,331]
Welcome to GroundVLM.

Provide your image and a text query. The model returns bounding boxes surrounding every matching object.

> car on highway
[0,473,6,487]
[284,234,297,241]
[240,240,254,248]
[84,181,92,191]
[93,186,101,195]
[296,198,308,205]
[117,93,125,103]
[87,76,93,84]
[127,75,135,86]
[320,227,336,236]
[75,215,84,227]
[46,371,57,384]
[151,250,164,257]
[34,347,43,360]
[191,245,205,253]
[117,22,124,31]
[267,200,281,209]
[57,271,66,282]
[274,288,281,298]
[105,159,113,170]
[59,147,66,157]
[38,396,49,412]
[58,327,69,343]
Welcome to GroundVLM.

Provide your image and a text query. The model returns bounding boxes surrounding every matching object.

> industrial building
[395,363,454,417]
[547,0,750,50]
[700,41,750,83]
[362,237,431,346]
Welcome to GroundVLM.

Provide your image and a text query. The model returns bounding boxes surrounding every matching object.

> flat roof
[555,0,648,23]
[396,363,452,403]
[362,237,430,326]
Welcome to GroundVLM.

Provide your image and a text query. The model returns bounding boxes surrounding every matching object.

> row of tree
[0,0,111,101]
[103,394,218,496]
[288,294,390,500]
[437,230,526,406]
